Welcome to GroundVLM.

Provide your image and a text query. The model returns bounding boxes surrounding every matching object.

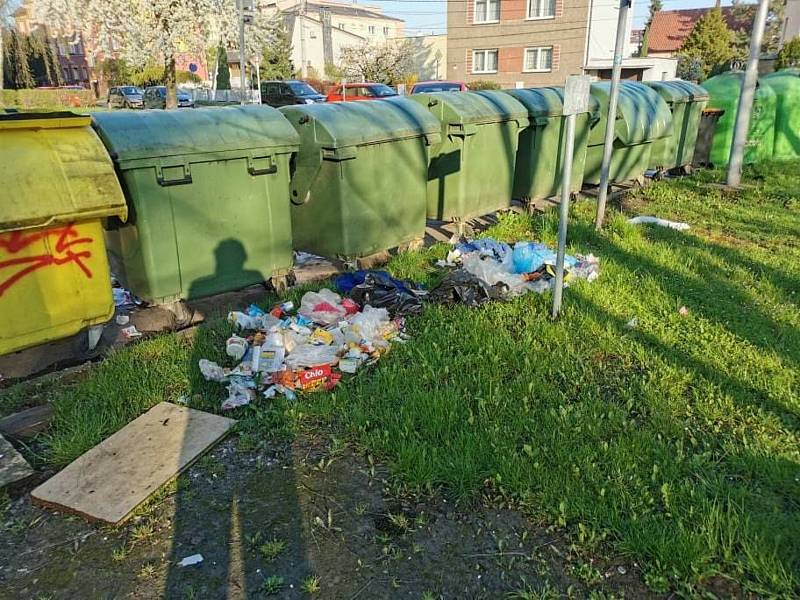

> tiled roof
[647,7,744,53]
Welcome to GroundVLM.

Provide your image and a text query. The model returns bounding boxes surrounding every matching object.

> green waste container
[701,71,777,166]
[93,106,300,303]
[280,98,441,259]
[503,86,600,202]
[407,91,529,221]
[762,69,800,159]
[646,80,709,172]
[584,81,672,185]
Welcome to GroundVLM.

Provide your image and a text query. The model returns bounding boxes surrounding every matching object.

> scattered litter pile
[433,237,600,305]
[199,240,598,408]
[199,289,409,410]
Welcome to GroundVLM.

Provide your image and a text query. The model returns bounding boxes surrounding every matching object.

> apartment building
[266,0,405,76]
[13,1,91,87]
[447,0,638,87]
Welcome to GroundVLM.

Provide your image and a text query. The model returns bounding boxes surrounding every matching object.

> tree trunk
[165,55,177,109]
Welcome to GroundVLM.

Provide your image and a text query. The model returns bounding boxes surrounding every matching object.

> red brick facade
[500,0,525,21]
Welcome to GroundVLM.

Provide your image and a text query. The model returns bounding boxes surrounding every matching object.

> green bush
[0,88,96,109]
[776,36,800,69]
[177,70,201,84]
[467,80,501,90]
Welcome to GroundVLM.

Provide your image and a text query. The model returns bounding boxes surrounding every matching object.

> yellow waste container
[0,112,128,356]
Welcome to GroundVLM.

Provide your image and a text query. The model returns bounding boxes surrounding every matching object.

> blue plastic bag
[512,242,576,273]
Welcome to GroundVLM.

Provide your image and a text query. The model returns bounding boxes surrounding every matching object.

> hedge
[0,89,97,109]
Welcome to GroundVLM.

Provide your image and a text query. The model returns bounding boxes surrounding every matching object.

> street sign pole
[726,0,770,187]
[552,75,591,319]
[594,0,631,230]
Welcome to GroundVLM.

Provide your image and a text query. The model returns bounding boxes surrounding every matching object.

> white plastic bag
[285,343,340,369]
[299,289,347,325]
[198,359,227,382]
[348,305,390,343]
[221,383,254,410]
[462,253,528,295]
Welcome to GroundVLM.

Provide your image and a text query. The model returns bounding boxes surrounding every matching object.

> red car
[410,81,469,94]
[326,82,398,102]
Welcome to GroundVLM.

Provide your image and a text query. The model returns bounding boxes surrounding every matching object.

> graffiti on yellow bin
[0,223,95,297]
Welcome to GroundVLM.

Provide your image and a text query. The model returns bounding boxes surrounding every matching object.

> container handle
[248,155,277,176]
[156,164,192,187]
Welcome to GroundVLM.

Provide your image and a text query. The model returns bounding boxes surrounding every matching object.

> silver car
[107,86,144,109]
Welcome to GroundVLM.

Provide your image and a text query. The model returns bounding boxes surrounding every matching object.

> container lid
[1,112,127,232]
[92,105,300,167]
[702,71,777,107]
[591,81,672,143]
[701,71,747,96]
[280,97,441,149]
[410,90,528,125]
[764,68,800,80]
[504,86,600,117]
[646,80,709,103]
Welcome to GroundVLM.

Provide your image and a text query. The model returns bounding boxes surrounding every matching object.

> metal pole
[594,0,631,231]
[239,0,246,105]
[726,0,769,187]
[299,0,307,78]
[255,56,262,104]
[552,112,577,319]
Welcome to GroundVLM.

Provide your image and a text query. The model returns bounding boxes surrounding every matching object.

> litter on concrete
[178,554,204,567]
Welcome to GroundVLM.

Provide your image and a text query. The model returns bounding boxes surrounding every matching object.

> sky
[366,0,743,36]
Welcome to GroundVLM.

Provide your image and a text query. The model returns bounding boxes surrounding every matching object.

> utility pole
[726,0,769,187]
[552,75,591,318]
[594,0,632,231]
[239,0,246,104]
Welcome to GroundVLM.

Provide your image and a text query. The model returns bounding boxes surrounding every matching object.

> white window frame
[472,49,498,74]
[473,0,500,24]
[368,25,375,34]
[523,46,553,72]
[526,0,555,20]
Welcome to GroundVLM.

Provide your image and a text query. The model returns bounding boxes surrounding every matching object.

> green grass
[308,163,800,595]
[2,161,798,595]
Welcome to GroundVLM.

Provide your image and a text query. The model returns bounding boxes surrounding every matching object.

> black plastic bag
[428,270,504,307]
[348,272,425,317]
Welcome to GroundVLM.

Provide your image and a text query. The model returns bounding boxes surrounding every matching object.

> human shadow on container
[187,239,266,301]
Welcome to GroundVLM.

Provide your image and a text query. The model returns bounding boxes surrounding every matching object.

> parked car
[107,86,144,109]
[261,80,325,107]
[410,81,469,94]
[325,83,398,102]
[143,86,195,109]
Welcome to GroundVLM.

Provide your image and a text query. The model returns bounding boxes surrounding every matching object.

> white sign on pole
[562,74,591,116]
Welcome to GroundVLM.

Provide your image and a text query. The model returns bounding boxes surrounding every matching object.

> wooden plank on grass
[31,402,235,524]
[0,434,34,490]
[0,404,53,440]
